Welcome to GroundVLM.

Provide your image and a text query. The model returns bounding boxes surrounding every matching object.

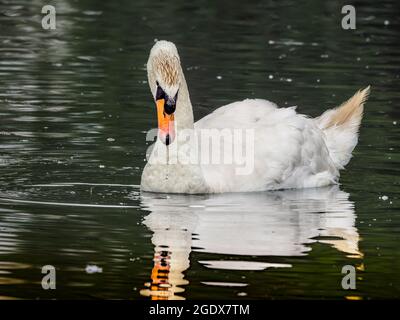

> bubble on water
[216,75,222,80]
[393,121,397,125]
[384,20,390,26]
[99,164,105,168]
[107,137,115,142]
[268,40,275,45]
[237,292,248,297]
[85,265,103,274]
[380,195,389,201]
[78,56,95,62]
[268,74,274,79]
[83,11,103,16]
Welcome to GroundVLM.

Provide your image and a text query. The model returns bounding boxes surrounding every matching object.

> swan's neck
[174,73,194,131]
[141,73,210,194]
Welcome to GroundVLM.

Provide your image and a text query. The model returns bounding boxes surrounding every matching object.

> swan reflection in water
[139,186,362,300]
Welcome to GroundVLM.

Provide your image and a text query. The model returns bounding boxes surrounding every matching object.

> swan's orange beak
[156,98,175,146]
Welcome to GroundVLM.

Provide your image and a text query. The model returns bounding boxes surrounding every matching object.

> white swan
[141,40,370,194]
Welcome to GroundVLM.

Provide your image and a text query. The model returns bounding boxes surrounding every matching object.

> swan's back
[196,99,296,129]
[194,99,338,193]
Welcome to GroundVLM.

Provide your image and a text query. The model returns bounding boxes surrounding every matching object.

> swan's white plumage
[315,86,370,168]
[195,99,338,192]
[140,41,369,194]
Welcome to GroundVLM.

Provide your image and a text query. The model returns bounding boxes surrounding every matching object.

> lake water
[0,0,399,299]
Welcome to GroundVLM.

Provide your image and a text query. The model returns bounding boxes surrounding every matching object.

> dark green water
[0,0,399,299]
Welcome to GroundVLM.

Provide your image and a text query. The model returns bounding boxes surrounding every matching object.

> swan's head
[147,41,181,146]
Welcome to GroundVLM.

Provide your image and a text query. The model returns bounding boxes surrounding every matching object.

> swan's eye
[156,82,165,101]
[173,90,179,104]
[156,85,164,101]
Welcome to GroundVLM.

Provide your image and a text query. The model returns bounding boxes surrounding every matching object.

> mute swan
[141,40,370,194]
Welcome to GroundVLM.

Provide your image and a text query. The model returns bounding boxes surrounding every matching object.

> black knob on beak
[164,101,176,115]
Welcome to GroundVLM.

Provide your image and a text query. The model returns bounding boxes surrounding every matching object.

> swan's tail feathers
[315,86,370,169]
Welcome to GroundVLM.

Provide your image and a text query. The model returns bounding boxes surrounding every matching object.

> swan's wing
[193,99,337,192]
[195,98,287,129]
